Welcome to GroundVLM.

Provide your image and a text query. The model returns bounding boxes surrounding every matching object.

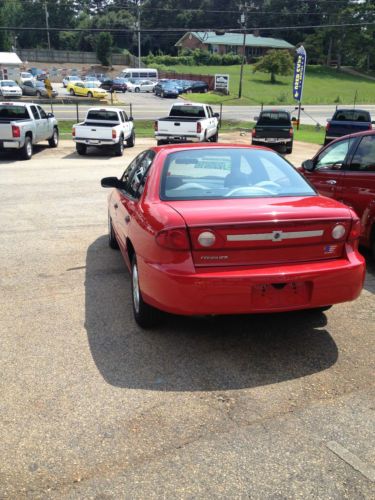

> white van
[121,68,158,81]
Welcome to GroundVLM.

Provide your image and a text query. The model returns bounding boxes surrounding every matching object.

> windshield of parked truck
[258,112,291,126]
[86,110,119,121]
[169,106,206,118]
[0,105,30,120]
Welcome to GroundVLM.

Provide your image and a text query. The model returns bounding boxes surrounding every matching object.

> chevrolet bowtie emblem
[272,230,283,242]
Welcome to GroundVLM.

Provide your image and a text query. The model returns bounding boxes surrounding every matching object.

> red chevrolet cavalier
[101,144,365,328]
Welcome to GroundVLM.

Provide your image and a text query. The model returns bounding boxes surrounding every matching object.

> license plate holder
[252,281,311,308]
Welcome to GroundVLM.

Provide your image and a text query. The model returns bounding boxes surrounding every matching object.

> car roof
[151,143,271,154]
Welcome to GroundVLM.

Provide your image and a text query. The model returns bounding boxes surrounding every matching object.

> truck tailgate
[75,124,115,140]
[328,120,370,136]
[0,123,15,141]
[158,119,199,135]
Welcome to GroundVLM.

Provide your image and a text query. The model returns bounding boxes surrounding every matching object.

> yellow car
[67,81,108,99]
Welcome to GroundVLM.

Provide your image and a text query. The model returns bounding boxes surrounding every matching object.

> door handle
[114,203,118,209]
[125,215,131,223]
[325,180,337,185]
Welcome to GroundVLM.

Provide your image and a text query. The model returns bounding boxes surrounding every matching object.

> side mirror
[371,121,375,125]
[292,116,297,121]
[213,112,220,118]
[302,159,314,171]
[128,116,134,121]
[47,112,54,118]
[254,116,259,121]
[101,177,125,189]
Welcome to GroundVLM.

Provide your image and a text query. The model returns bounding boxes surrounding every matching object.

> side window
[123,111,129,121]
[37,106,47,119]
[350,135,375,171]
[121,153,145,185]
[128,150,156,198]
[30,105,40,120]
[119,112,124,123]
[315,138,353,170]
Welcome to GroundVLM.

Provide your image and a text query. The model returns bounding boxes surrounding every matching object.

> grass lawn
[60,120,325,146]
[160,64,375,106]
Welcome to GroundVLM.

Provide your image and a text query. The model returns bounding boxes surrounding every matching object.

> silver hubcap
[132,263,140,313]
[26,141,32,156]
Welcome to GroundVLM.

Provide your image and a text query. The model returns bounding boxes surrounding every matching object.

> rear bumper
[155,133,202,143]
[74,138,116,146]
[252,138,292,145]
[139,246,365,315]
[0,140,20,150]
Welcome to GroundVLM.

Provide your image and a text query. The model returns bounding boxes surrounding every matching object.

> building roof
[0,52,23,65]
[176,32,294,49]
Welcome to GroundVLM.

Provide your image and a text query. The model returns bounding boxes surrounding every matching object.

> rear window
[170,106,206,118]
[0,105,30,120]
[333,110,370,122]
[86,110,119,121]
[161,148,316,200]
[257,112,291,126]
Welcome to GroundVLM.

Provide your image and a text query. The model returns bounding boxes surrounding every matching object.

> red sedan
[101,144,365,328]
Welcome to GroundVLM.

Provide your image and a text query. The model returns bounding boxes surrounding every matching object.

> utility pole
[238,3,248,99]
[137,0,141,68]
[44,1,51,51]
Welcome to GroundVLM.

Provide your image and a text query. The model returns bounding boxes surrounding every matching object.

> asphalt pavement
[47,84,375,125]
[0,138,374,498]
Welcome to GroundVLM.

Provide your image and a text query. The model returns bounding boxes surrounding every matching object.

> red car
[301,129,375,258]
[101,144,365,328]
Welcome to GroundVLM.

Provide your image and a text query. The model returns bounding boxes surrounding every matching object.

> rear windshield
[86,110,119,121]
[169,106,206,118]
[257,112,291,126]
[0,105,30,120]
[161,148,315,200]
[333,110,370,122]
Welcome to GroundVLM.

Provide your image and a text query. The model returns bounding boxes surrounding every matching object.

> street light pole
[238,5,248,99]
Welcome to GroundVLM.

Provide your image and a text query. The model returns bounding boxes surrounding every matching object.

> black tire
[87,91,93,98]
[108,214,119,250]
[69,89,75,96]
[286,142,293,154]
[114,137,124,156]
[135,87,140,93]
[126,130,135,148]
[76,143,87,155]
[210,131,219,142]
[122,88,126,93]
[19,136,33,160]
[48,127,59,148]
[131,255,161,328]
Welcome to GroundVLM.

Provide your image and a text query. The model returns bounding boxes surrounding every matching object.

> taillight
[154,121,158,132]
[112,129,116,139]
[348,219,361,242]
[326,122,330,131]
[156,228,190,250]
[368,123,372,130]
[197,122,202,133]
[289,127,294,136]
[72,127,75,137]
[251,128,256,137]
[12,125,20,138]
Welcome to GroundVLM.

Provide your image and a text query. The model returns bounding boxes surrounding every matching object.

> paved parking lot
[0,138,374,498]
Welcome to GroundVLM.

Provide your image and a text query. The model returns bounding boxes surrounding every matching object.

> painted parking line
[327,441,375,482]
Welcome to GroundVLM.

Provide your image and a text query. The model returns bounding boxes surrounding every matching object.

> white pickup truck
[154,103,220,145]
[73,107,135,156]
[0,101,59,160]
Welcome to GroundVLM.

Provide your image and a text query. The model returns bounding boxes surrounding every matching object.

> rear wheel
[131,255,161,328]
[36,91,41,97]
[286,141,293,154]
[20,136,33,160]
[87,91,93,98]
[48,127,59,148]
[114,137,124,156]
[108,214,119,250]
[126,130,135,148]
[76,143,87,155]
[210,131,219,142]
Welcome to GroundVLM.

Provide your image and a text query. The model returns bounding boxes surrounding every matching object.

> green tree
[96,32,113,66]
[253,49,294,83]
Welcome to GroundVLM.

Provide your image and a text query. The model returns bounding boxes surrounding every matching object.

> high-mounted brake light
[197,122,202,133]
[156,228,190,250]
[12,125,20,138]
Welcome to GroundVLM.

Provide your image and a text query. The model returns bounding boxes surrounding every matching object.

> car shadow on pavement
[0,144,49,163]
[63,148,119,160]
[85,236,338,391]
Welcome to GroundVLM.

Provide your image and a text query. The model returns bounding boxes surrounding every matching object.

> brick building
[175,32,294,60]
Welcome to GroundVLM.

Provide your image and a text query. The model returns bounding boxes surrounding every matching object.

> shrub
[142,50,242,67]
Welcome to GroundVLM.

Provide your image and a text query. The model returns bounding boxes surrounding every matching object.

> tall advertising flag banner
[293,46,307,101]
